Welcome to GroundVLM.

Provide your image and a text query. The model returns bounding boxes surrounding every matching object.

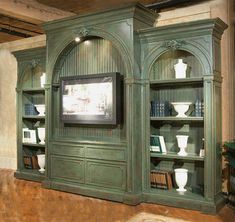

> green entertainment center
[14,3,227,213]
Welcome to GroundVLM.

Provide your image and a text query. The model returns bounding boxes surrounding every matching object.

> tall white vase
[176,135,188,156]
[174,168,188,192]
[174,59,187,79]
[37,128,45,145]
[40,72,46,88]
[37,154,45,173]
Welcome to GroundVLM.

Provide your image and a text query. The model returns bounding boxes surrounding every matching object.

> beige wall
[0,0,234,171]
[0,35,46,169]
[0,50,17,169]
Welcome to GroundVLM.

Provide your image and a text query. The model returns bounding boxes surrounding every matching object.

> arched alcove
[149,50,204,81]
[52,36,126,83]
[51,36,126,142]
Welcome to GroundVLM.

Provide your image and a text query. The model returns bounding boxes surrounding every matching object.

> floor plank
[0,169,234,222]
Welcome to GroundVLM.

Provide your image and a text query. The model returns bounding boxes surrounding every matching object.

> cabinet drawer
[86,160,126,190]
[85,147,126,162]
[51,143,84,157]
[51,155,84,183]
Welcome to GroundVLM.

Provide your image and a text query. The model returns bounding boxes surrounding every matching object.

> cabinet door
[51,155,85,183]
[86,160,126,191]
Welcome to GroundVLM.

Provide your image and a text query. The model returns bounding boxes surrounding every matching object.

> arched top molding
[48,26,133,84]
[142,40,212,79]
[17,59,43,88]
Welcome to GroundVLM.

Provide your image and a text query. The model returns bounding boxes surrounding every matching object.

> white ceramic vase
[174,59,187,79]
[176,135,189,156]
[35,104,45,116]
[37,127,45,145]
[37,154,45,173]
[174,168,188,192]
[171,102,191,117]
[40,72,46,88]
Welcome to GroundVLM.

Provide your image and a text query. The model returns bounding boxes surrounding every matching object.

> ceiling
[0,0,206,44]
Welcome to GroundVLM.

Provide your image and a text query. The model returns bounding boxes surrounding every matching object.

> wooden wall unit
[14,3,227,213]
[14,47,46,182]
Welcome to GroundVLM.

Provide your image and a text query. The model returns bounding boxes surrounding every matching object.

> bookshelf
[138,18,227,213]
[149,68,205,199]
[14,47,46,182]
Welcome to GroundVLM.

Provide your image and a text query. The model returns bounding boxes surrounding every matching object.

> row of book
[150,101,171,117]
[24,104,39,116]
[150,135,167,153]
[23,155,39,169]
[150,170,173,190]
[150,100,204,117]
[195,99,204,117]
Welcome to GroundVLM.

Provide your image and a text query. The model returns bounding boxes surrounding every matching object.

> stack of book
[150,135,167,153]
[150,101,171,117]
[150,170,173,190]
[24,103,38,115]
[194,99,204,117]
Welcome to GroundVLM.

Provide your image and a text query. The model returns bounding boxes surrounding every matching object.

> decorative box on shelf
[150,169,173,190]
[23,155,39,169]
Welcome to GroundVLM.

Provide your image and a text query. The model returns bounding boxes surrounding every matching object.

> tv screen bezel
[60,72,121,125]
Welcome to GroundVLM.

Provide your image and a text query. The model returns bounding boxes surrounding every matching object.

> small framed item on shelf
[22,128,37,143]
[150,135,167,153]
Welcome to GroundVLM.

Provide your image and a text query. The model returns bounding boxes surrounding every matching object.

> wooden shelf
[150,77,203,88]
[23,115,45,120]
[22,88,45,94]
[150,152,204,161]
[22,143,45,148]
[15,169,45,182]
[150,116,203,122]
[148,186,204,200]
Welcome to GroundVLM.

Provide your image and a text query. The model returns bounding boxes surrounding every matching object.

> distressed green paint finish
[139,18,227,78]
[50,155,85,183]
[13,47,46,182]
[14,4,227,214]
[86,160,126,190]
[51,38,126,142]
[43,3,157,82]
[139,18,227,213]
[43,3,157,205]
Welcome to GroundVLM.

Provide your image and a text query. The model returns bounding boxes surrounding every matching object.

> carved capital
[31,59,40,68]
[162,40,186,50]
[74,27,90,37]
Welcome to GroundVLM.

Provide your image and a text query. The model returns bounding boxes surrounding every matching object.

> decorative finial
[162,40,185,50]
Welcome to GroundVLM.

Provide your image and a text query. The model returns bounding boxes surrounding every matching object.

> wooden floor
[0,169,234,222]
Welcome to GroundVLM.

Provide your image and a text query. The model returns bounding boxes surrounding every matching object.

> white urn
[171,102,191,118]
[40,72,46,88]
[37,154,45,173]
[35,104,45,116]
[174,59,187,79]
[174,168,188,192]
[176,135,189,156]
[37,127,45,145]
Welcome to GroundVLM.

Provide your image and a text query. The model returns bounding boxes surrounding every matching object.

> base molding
[123,193,142,205]
[142,192,226,214]
[48,180,125,203]
[14,170,45,182]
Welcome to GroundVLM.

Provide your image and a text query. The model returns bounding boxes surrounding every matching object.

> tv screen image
[60,73,121,125]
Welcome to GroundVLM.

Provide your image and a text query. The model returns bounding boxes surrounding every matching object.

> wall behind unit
[0,35,46,169]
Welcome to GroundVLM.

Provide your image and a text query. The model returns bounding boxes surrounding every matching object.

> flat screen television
[60,72,121,125]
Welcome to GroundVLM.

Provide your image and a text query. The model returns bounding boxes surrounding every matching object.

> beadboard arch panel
[50,37,126,143]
